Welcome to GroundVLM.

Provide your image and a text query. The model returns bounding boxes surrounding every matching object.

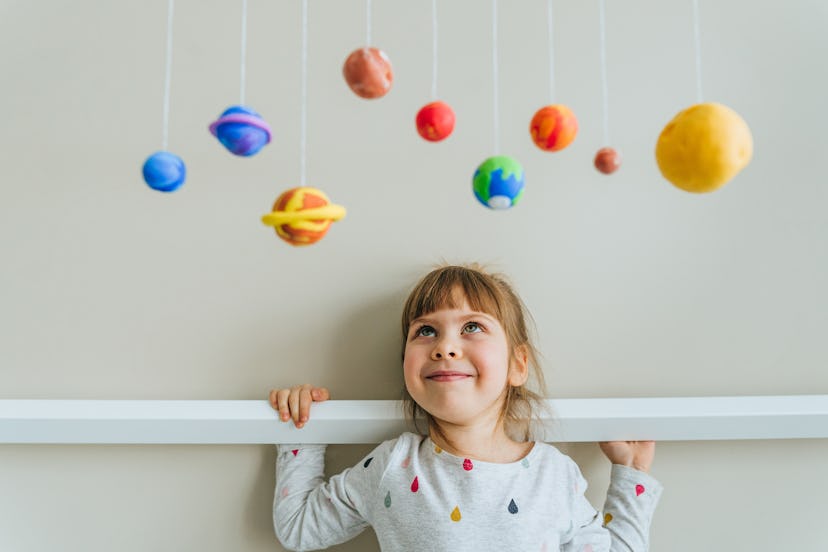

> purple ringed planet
[261,204,346,226]
[209,114,272,141]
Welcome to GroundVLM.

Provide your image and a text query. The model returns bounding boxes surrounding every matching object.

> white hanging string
[492,0,500,155]
[547,0,555,104]
[692,0,704,103]
[431,0,438,100]
[598,0,610,146]
[240,0,248,105]
[161,0,174,150]
[300,0,308,188]
[366,0,372,45]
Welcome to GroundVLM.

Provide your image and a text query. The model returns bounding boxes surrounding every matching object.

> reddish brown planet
[594,147,621,174]
[343,47,393,99]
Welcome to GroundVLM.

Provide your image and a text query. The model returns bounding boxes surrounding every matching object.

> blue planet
[473,156,525,209]
[142,151,186,192]
[209,105,272,157]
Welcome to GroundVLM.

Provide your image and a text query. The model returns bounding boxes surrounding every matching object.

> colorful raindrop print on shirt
[636,484,646,496]
[410,476,419,493]
[364,457,373,468]
[603,513,613,525]
[463,458,473,471]
[450,506,461,522]
[507,499,518,514]
[384,491,391,508]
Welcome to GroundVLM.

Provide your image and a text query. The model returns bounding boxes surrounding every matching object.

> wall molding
[1,395,827,444]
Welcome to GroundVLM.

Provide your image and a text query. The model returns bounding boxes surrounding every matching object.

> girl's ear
[508,344,529,386]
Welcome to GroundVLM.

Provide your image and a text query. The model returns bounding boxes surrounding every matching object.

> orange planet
[261,187,346,246]
[530,104,578,152]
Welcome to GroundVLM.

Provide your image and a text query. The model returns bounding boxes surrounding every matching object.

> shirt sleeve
[563,463,663,552]
[272,439,398,552]
[601,464,663,551]
[562,464,612,552]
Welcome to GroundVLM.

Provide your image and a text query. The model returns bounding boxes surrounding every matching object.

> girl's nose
[431,341,460,360]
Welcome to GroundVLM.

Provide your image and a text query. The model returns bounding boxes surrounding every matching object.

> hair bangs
[403,266,503,335]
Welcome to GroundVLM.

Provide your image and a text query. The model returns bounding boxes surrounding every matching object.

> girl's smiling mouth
[426,371,472,382]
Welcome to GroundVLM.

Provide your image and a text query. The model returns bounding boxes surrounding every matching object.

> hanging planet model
[343,47,393,99]
[416,101,455,142]
[209,105,272,157]
[655,102,753,193]
[142,151,186,192]
[261,187,346,246]
[594,147,621,174]
[473,156,525,210]
[529,104,578,152]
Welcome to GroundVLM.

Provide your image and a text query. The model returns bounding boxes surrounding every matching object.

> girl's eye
[416,325,436,337]
[463,322,482,334]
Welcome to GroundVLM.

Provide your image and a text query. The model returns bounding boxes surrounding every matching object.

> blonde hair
[400,264,548,442]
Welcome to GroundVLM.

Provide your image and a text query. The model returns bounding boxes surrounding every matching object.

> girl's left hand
[598,441,656,473]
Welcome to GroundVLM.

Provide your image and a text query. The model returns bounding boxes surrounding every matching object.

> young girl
[269,264,662,551]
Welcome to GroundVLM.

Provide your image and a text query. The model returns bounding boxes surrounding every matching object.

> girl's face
[403,297,528,429]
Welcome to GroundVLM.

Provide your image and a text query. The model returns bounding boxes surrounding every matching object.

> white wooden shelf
[1,396,827,444]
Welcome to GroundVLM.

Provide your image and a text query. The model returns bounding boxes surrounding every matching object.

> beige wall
[2,0,827,550]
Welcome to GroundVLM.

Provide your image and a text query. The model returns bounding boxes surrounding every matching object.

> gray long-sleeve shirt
[274,432,662,551]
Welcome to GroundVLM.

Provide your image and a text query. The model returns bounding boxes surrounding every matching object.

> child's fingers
[276,389,291,422]
[269,385,328,428]
[288,388,302,425]
[297,385,314,426]
[311,387,330,402]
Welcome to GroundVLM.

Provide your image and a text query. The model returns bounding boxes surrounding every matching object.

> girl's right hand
[268,384,330,429]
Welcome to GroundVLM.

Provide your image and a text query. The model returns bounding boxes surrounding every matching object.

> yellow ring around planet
[261,205,347,226]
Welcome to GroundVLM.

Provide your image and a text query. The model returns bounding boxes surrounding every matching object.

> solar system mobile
[141,0,753,246]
